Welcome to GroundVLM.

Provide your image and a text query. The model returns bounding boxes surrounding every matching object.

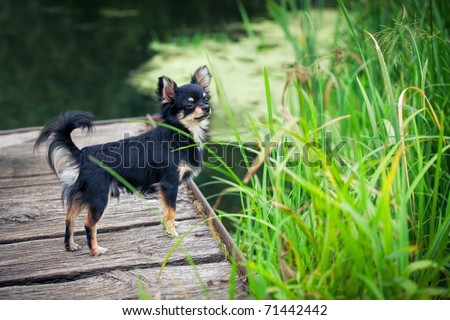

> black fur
[35,66,212,254]
[34,111,93,173]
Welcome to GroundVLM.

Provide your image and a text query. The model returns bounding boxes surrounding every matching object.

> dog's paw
[165,225,179,237]
[91,246,108,256]
[162,219,179,237]
[166,229,179,238]
[65,242,79,252]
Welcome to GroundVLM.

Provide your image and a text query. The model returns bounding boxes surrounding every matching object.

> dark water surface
[0,0,266,130]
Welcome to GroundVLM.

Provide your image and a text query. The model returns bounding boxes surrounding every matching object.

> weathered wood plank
[0,262,246,300]
[0,219,223,286]
[0,121,149,150]
[0,183,63,202]
[0,173,56,188]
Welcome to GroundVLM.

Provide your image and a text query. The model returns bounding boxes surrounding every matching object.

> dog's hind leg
[64,202,84,251]
[84,204,108,256]
[159,181,179,237]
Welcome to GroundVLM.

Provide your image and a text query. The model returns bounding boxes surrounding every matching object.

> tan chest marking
[177,107,210,143]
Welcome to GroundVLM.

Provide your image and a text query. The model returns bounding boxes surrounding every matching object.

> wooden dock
[0,119,246,299]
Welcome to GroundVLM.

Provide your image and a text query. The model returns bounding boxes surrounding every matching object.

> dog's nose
[201,105,210,113]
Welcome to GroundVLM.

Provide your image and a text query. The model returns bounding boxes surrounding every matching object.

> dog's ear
[191,65,211,92]
[158,76,177,104]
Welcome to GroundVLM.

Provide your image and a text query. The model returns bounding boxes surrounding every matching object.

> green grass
[204,0,450,299]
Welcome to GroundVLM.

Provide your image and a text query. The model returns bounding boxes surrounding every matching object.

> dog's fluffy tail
[35,111,93,177]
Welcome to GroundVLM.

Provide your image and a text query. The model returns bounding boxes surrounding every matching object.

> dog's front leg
[159,179,179,237]
[84,204,108,256]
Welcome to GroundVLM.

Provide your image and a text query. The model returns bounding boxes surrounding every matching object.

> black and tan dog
[35,66,212,256]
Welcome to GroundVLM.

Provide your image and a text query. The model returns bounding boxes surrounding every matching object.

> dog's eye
[203,95,210,103]
[186,97,195,108]
[186,100,195,109]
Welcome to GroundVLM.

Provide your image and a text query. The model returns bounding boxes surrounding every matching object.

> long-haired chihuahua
[35,66,212,256]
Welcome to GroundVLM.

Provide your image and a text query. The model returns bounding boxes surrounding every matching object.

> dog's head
[158,66,212,139]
